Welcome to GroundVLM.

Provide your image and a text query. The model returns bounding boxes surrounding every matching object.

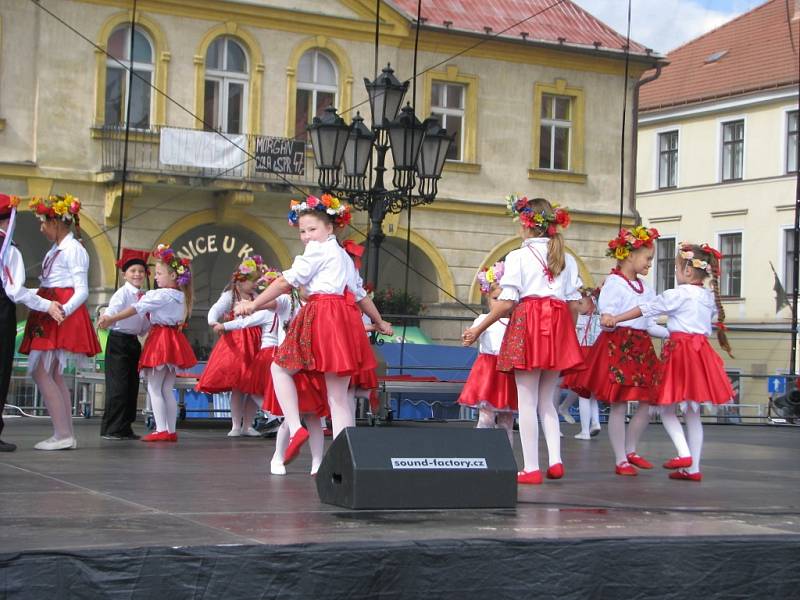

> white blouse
[133,288,186,326]
[282,235,366,301]
[208,290,234,325]
[639,284,717,337]
[1,243,51,313]
[103,281,150,336]
[598,273,668,338]
[472,313,510,356]
[498,238,581,302]
[224,294,293,348]
[37,232,90,317]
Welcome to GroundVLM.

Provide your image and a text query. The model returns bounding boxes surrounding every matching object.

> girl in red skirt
[463,196,582,484]
[198,256,265,437]
[219,280,328,475]
[236,195,392,465]
[565,226,668,476]
[458,262,517,446]
[99,244,197,442]
[602,243,734,481]
[20,195,101,450]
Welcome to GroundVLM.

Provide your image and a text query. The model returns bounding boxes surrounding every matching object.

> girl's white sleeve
[497,250,521,302]
[134,289,165,315]
[208,290,232,325]
[283,241,324,287]
[563,255,582,301]
[62,245,89,317]
[224,309,271,331]
[640,288,683,319]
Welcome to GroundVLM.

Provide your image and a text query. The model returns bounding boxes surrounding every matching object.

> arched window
[105,25,154,129]
[294,49,338,140]
[204,36,249,134]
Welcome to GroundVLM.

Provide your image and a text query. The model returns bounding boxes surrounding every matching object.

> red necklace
[610,267,644,294]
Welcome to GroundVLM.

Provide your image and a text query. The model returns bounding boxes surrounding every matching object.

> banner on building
[159,127,247,171]
[254,136,306,176]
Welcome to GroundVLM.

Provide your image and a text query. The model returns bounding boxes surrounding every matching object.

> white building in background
[636,0,799,410]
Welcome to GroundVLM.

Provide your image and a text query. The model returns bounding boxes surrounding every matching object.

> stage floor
[1,418,798,553]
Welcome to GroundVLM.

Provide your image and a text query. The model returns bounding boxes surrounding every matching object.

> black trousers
[101,331,142,436]
[0,295,14,437]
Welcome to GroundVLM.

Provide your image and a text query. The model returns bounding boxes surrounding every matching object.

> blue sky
[574,0,767,53]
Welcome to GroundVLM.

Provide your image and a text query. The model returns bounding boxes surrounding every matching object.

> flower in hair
[606,226,660,260]
[29,194,81,222]
[232,255,265,282]
[477,261,505,294]
[288,194,351,229]
[256,267,281,291]
[679,242,719,276]
[505,194,570,235]
[153,243,192,287]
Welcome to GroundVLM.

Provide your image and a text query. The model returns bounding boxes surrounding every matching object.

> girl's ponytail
[182,281,194,325]
[708,253,733,358]
[547,231,566,278]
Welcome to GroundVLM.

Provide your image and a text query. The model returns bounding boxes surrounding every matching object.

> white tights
[515,369,561,472]
[608,402,653,465]
[476,408,515,447]
[578,396,601,436]
[146,368,177,433]
[272,416,325,474]
[229,390,258,431]
[660,404,692,460]
[32,359,74,440]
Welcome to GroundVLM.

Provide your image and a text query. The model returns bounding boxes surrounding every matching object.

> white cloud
[573,0,761,54]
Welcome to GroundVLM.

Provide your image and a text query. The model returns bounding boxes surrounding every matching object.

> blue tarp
[378,343,476,381]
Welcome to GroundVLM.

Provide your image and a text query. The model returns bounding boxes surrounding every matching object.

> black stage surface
[1,419,799,599]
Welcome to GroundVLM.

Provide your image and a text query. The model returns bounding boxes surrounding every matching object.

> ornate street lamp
[307,63,455,288]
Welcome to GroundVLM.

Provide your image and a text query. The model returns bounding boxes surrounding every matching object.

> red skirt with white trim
[196,327,261,393]
[259,346,328,417]
[139,324,197,371]
[274,293,376,376]
[458,353,517,411]
[653,332,734,405]
[563,328,660,404]
[496,296,583,372]
[19,288,101,356]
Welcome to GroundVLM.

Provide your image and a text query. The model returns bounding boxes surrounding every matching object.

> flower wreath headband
[476,261,505,294]
[256,267,281,291]
[152,243,192,287]
[232,255,266,283]
[606,226,660,261]
[288,194,352,229]
[679,242,722,277]
[505,194,571,235]
[29,194,81,223]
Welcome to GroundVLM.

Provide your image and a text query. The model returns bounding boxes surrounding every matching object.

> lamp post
[308,64,454,288]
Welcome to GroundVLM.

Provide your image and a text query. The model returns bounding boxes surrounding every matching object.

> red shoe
[283,427,309,465]
[322,428,333,437]
[546,463,564,480]
[517,470,543,485]
[669,469,702,482]
[615,462,638,476]
[141,431,169,442]
[626,452,653,469]
[663,456,692,469]
[167,432,178,442]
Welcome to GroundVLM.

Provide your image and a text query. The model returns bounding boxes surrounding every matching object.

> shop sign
[175,233,255,261]
[254,136,306,176]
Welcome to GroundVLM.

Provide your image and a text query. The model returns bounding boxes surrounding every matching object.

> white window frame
[539,94,572,171]
[105,25,154,129]
[780,225,798,293]
[653,126,680,190]
[205,37,249,134]
[782,106,799,175]
[716,229,744,299]
[716,115,747,183]
[654,235,677,295]
[430,81,466,162]
[296,49,339,138]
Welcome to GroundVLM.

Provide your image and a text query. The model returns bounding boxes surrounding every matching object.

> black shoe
[101,433,126,440]
[121,432,141,440]
[0,439,17,452]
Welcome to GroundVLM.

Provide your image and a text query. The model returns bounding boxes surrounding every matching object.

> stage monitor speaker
[315,427,517,510]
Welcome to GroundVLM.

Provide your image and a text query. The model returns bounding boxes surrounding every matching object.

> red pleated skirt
[274,293,376,376]
[458,353,518,411]
[196,327,261,393]
[19,288,101,356]
[139,324,197,370]
[563,328,660,404]
[653,332,734,405]
[496,296,583,372]
[260,347,328,417]
[560,347,593,397]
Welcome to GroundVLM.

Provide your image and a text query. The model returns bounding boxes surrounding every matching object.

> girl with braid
[602,242,734,481]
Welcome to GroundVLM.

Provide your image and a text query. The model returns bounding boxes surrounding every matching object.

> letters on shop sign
[177,234,254,261]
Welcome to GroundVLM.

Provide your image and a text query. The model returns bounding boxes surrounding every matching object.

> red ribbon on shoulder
[342,240,364,269]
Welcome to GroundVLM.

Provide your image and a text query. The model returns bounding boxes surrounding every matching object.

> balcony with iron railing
[98,125,320,188]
